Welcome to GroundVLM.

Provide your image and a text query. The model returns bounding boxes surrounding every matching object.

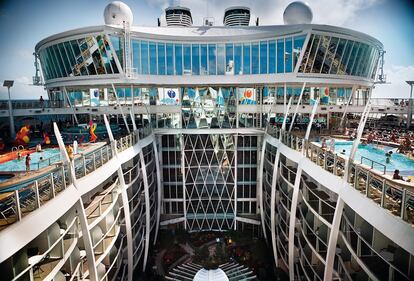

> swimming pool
[0,148,62,172]
[325,140,414,174]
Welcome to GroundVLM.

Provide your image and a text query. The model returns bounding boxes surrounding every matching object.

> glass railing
[0,165,71,229]
[11,216,79,281]
[267,126,414,226]
[0,129,154,231]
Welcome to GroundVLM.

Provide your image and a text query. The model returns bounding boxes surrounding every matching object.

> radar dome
[104,1,133,26]
[283,1,313,25]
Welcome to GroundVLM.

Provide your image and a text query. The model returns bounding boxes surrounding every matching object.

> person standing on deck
[25,154,31,172]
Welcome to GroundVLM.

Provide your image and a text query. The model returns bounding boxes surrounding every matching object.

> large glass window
[277,39,284,73]
[330,38,345,74]
[175,44,183,75]
[166,43,174,75]
[268,40,276,74]
[243,43,251,75]
[346,41,360,74]
[183,44,191,75]
[158,43,165,75]
[305,35,320,72]
[192,44,200,75]
[149,42,157,75]
[251,43,259,74]
[234,44,242,75]
[217,44,225,75]
[208,44,216,75]
[312,36,330,73]
[260,41,267,74]
[200,44,208,75]
[293,35,306,70]
[285,38,293,72]
[225,43,233,75]
[140,41,149,74]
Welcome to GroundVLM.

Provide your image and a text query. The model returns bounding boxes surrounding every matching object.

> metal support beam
[288,82,306,133]
[111,83,131,134]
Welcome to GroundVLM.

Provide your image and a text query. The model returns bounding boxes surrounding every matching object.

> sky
[0,0,413,99]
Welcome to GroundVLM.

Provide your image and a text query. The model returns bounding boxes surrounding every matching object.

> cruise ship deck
[0,1,413,281]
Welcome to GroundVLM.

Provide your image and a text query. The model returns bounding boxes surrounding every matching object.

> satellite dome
[104,1,133,26]
[283,1,313,25]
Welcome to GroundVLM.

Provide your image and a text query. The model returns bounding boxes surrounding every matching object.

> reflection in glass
[260,41,267,74]
[208,44,216,75]
[269,40,276,74]
[285,38,293,72]
[166,43,174,75]
[200,44,208,75]
[217,44,225,75]
[149,42,157,75]
[277,39,284,73]
[141,41,149,74]
[192,44,200,75]
[251,43,259,74]
[175,44,183,75]
[158,43,165,75]
[293,35,305,70]
[243,43,250,75]
[225,43,233,74]
[234,44,242,75]
[183,44,191,75]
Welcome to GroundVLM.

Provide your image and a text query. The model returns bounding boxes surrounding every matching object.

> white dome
[104,1,133,26]
[283,1,313,25]
[193,268,229,281]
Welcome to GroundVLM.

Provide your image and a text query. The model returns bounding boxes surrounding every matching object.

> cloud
[145,0,381,26]
[372,65,414,98]
[0,76,46,100]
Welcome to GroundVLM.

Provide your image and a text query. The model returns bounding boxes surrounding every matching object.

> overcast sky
[0,0,413,99]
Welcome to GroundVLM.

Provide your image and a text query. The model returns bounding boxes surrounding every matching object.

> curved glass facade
[299,34,380,79]
[38,34,120,80]
[128,35,306,76]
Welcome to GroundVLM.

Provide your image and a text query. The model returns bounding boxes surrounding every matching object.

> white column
[53,123,98,281]
[288,82,306,133]
[234,134,238,231]
[111,83,131,134]
[152,141,162,244]
[340,85,356,129]
[270,151,281,267]
[258,136,268,239]
[139,150,151,271]
[288,164,303,281]
[103,115,134,281]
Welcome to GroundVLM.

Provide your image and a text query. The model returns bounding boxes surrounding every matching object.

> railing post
[100,148,104,164]
[401,189,407,220]
[62,166,67,188]
[50,172,56,197]
[333,154,337,176]
[83,156,87,176]
[365,172,370,198]
[380,180,386,208]
[34,180,41,208]
[93,153,96,171]
[14,190,22,221]
[324,151,327,170]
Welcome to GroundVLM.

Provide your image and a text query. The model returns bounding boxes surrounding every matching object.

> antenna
[375,50,387,84]
[32,52,43,85]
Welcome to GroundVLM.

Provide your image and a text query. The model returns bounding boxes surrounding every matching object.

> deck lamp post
[406,81,414,129]
[3,80,15,138]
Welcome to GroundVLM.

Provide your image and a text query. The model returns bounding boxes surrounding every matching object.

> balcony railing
[0,129,153,231]
[267,126,414,226]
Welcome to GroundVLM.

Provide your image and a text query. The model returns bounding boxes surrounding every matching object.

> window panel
[140,41,149,74]
[346,41,359,75]
[225,43,233,74]
[39,50,50,80]
[293,35,306,70]
[330,38,345,74]
[175,44,183,75]
[243,43,251,74]
[234,44,242,75]
[312,36,329,73]
[305,35,320,72]
[51,45,65,77]
[268,40,276,73]
[44,48,56,79]
[166,43,174,75]
[103,36,119,73]
[200,44,208,75]
[58,43,72,76]
[217,44,225,75]
[96,35,112,74]
[260,41,267,74]
[183,44,191,75]
[109,36,123,69]
[277,39,284,73]
[158,43,166,75]
[285,38,293,72]
[192,44,200,75]
[132,40,140,73]
[252,43,259,74]
[321,37,338,74]
[208,44,216,75]
[337,40,352,75]
[149,42,157,75]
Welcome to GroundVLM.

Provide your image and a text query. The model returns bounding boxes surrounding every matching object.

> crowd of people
[363,128,414,154]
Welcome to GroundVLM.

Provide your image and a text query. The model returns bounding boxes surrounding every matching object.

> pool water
[325,140,414,174]
[0,148,62,172]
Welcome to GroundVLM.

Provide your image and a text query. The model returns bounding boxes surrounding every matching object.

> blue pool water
[326,140,414,174]
[0,148,62,172]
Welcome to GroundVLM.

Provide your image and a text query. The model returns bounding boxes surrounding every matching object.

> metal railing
[360,156,386,174]
[0,129,152,231]
[267,126,414,225]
